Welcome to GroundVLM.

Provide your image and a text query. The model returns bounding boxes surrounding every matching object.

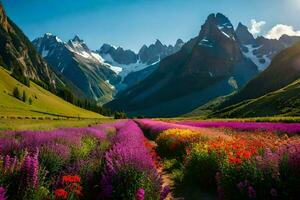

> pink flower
[0,187,7,200]
[136,188,145,200]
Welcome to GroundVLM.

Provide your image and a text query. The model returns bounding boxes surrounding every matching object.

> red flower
[62,175,81,184]
[243,151,251,159]
[54,188,68,199]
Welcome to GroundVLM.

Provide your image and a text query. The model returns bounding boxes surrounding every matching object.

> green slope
[210,79,300,118]
[0,67,104,119]
[221,42,300,108]
[184,95,230,117]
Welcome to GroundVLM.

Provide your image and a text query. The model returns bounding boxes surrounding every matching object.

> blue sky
[3,0,300,52]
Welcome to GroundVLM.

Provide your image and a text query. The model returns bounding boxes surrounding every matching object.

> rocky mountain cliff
[0,3,57,89]
[33,34,120,104]
[235,23,300,71]
[220,41,300,109]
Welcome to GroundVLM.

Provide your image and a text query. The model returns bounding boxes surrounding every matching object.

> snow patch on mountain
[41,47,49,58]
[242,45,271,71]
[105,80,115,90]
[199,38,214,48]
[101,53,149,78]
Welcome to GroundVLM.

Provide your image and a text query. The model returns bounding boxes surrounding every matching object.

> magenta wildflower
[101,120,162,198]
[0,187,7,200]
[3,155,10,170]
[20,149,39,188]
[136,188,145,200]
[177,121,300,134]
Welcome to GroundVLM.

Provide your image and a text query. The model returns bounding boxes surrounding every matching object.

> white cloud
[265,24,300,40]
[249,19,266,35]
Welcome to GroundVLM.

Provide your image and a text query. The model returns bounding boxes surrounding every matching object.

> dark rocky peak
[235,22,255,45]
[200,13,235,40]
[98,43,138,65]
[99,43,115,54]
[174,39,184,51]
[138,45,148,54]
[72,35,84,43]
[215,13,232,27]
[32,33,65,58]
[41,33,63,44]
[175,39,184,46]
[154,39,164,48]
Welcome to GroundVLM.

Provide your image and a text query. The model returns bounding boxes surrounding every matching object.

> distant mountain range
[32,34,121,104]
[32,34,184,103]
[97,38,184,90]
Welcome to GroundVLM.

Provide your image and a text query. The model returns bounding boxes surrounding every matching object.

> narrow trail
[159,160,216,200]
[159,167,177,200]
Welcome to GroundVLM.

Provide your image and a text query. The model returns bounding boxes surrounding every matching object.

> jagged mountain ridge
[106,13,259,117]
[97,38,185,90]
[32,33,121,104]
[235,23,300,71]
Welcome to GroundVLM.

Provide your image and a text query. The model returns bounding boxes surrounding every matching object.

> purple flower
[177,121,300,134]
[20,149,39,188]
[136,188,145,200]
[0,187,7,200]
[160,186,170,200]
[101,120,162,198]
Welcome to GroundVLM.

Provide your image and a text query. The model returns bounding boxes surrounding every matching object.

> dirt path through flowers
[139,120,224,200]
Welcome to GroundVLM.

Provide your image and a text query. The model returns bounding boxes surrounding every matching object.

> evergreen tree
[28,97,33,105]
[13,87,20,99]
[22,90,27,102]
[114,111,127,119]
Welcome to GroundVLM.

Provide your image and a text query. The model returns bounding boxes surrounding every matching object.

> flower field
[1,118,300,199]
[177,121,300,135]
[137,119,300,200]
[0,120,169,200]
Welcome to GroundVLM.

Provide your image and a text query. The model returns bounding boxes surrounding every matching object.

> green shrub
[184,144,223,191]
[111,167,159,200]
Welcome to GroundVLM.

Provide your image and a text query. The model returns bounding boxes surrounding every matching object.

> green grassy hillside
[0,67,104,119]
[210,78,300,118]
